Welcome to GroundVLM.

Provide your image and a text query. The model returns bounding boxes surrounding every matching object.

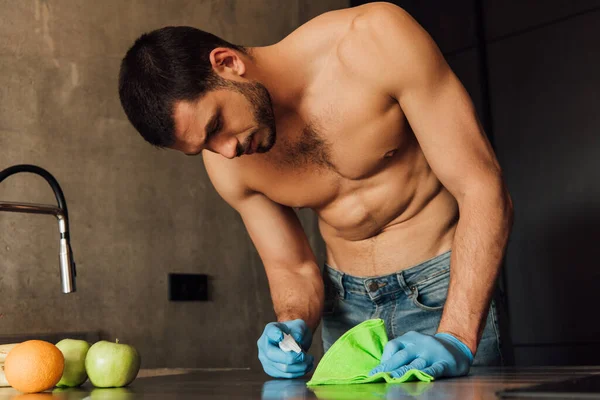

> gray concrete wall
[0,0,347,369]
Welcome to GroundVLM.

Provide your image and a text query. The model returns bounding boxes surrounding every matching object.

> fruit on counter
[55,339,91,388]
[85,339,140,388]
[0,342,19,364]
[4,340,65,393]
[0,343,19,387]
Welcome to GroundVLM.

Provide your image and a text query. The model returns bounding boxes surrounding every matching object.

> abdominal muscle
[318,178,459,277]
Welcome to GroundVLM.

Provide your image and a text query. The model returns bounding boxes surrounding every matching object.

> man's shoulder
[293,3,410,40]
[280,6,352,55]
[284,3,417,78]
[336,3,415,63]
[283,4,393,50]
[283,3,414,86]
[202,151,255,206]
[333,3,436,96]
[292,2,404,33]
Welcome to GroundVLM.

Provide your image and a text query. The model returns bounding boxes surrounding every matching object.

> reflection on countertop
[0,366,599,399]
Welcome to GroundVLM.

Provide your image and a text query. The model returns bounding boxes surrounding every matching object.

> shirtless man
[118,2,513,380]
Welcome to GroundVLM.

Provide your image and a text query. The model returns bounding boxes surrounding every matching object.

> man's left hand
[369,331,473,379]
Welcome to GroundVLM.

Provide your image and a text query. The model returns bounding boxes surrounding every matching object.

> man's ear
[210,47,246,79]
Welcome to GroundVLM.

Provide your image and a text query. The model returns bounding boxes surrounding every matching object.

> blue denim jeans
[321,250,503,366]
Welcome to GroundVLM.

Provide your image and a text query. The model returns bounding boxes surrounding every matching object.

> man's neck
[242,44,308,119]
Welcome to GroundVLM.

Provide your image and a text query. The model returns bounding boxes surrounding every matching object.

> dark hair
[118,26,245,147]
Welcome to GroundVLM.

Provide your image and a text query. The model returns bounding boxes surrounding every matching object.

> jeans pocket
[410,269,450,311]
[322,275,341,316]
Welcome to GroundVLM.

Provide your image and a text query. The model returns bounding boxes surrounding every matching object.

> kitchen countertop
[0,366,599,399]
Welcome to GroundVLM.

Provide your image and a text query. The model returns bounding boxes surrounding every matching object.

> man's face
[172,80,276,158]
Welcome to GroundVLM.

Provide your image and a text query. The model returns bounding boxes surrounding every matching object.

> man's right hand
[257,319,314,378]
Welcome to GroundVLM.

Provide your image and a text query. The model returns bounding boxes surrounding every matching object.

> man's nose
[214,136,239,159]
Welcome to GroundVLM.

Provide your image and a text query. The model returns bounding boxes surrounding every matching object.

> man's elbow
[459,176,514,227]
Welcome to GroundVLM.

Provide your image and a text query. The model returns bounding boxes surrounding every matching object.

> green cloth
[306,319,434,386]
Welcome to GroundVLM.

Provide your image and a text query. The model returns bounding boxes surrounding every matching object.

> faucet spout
[0,165,77,293]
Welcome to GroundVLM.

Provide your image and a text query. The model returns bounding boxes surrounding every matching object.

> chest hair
[276,123,337,172]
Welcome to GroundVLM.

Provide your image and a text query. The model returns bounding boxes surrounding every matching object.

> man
[118,2,513,380]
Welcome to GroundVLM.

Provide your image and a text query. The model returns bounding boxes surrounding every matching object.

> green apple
[85,339,141,388]
[55,339,91,387]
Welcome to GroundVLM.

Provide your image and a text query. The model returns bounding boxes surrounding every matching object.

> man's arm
[343,3,513,354]
[203,154,324,332]
[238,194,324,331]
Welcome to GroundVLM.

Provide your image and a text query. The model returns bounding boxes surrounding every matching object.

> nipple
[384,149,397,158]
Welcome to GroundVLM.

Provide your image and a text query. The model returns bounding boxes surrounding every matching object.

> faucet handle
[59,238,76,293]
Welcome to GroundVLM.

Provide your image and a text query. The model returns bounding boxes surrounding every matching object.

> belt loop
[396,270,413,296]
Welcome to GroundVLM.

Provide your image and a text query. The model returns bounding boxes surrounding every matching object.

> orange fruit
[4,340,65,393]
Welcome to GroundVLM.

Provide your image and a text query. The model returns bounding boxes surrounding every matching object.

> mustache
[235,130,259,157]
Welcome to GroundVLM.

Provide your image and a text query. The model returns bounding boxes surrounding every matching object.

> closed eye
[206,109,223,141]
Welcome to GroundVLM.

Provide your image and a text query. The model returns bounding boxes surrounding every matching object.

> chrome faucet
[0,164,76,293]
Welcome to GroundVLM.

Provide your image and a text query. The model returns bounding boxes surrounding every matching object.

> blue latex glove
[257,319,314,378]
[369,331,473,379]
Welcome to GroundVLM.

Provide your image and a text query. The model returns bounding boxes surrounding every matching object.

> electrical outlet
[168,273,209,301]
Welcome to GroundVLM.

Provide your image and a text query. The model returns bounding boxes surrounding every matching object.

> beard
[226,80,277,156]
